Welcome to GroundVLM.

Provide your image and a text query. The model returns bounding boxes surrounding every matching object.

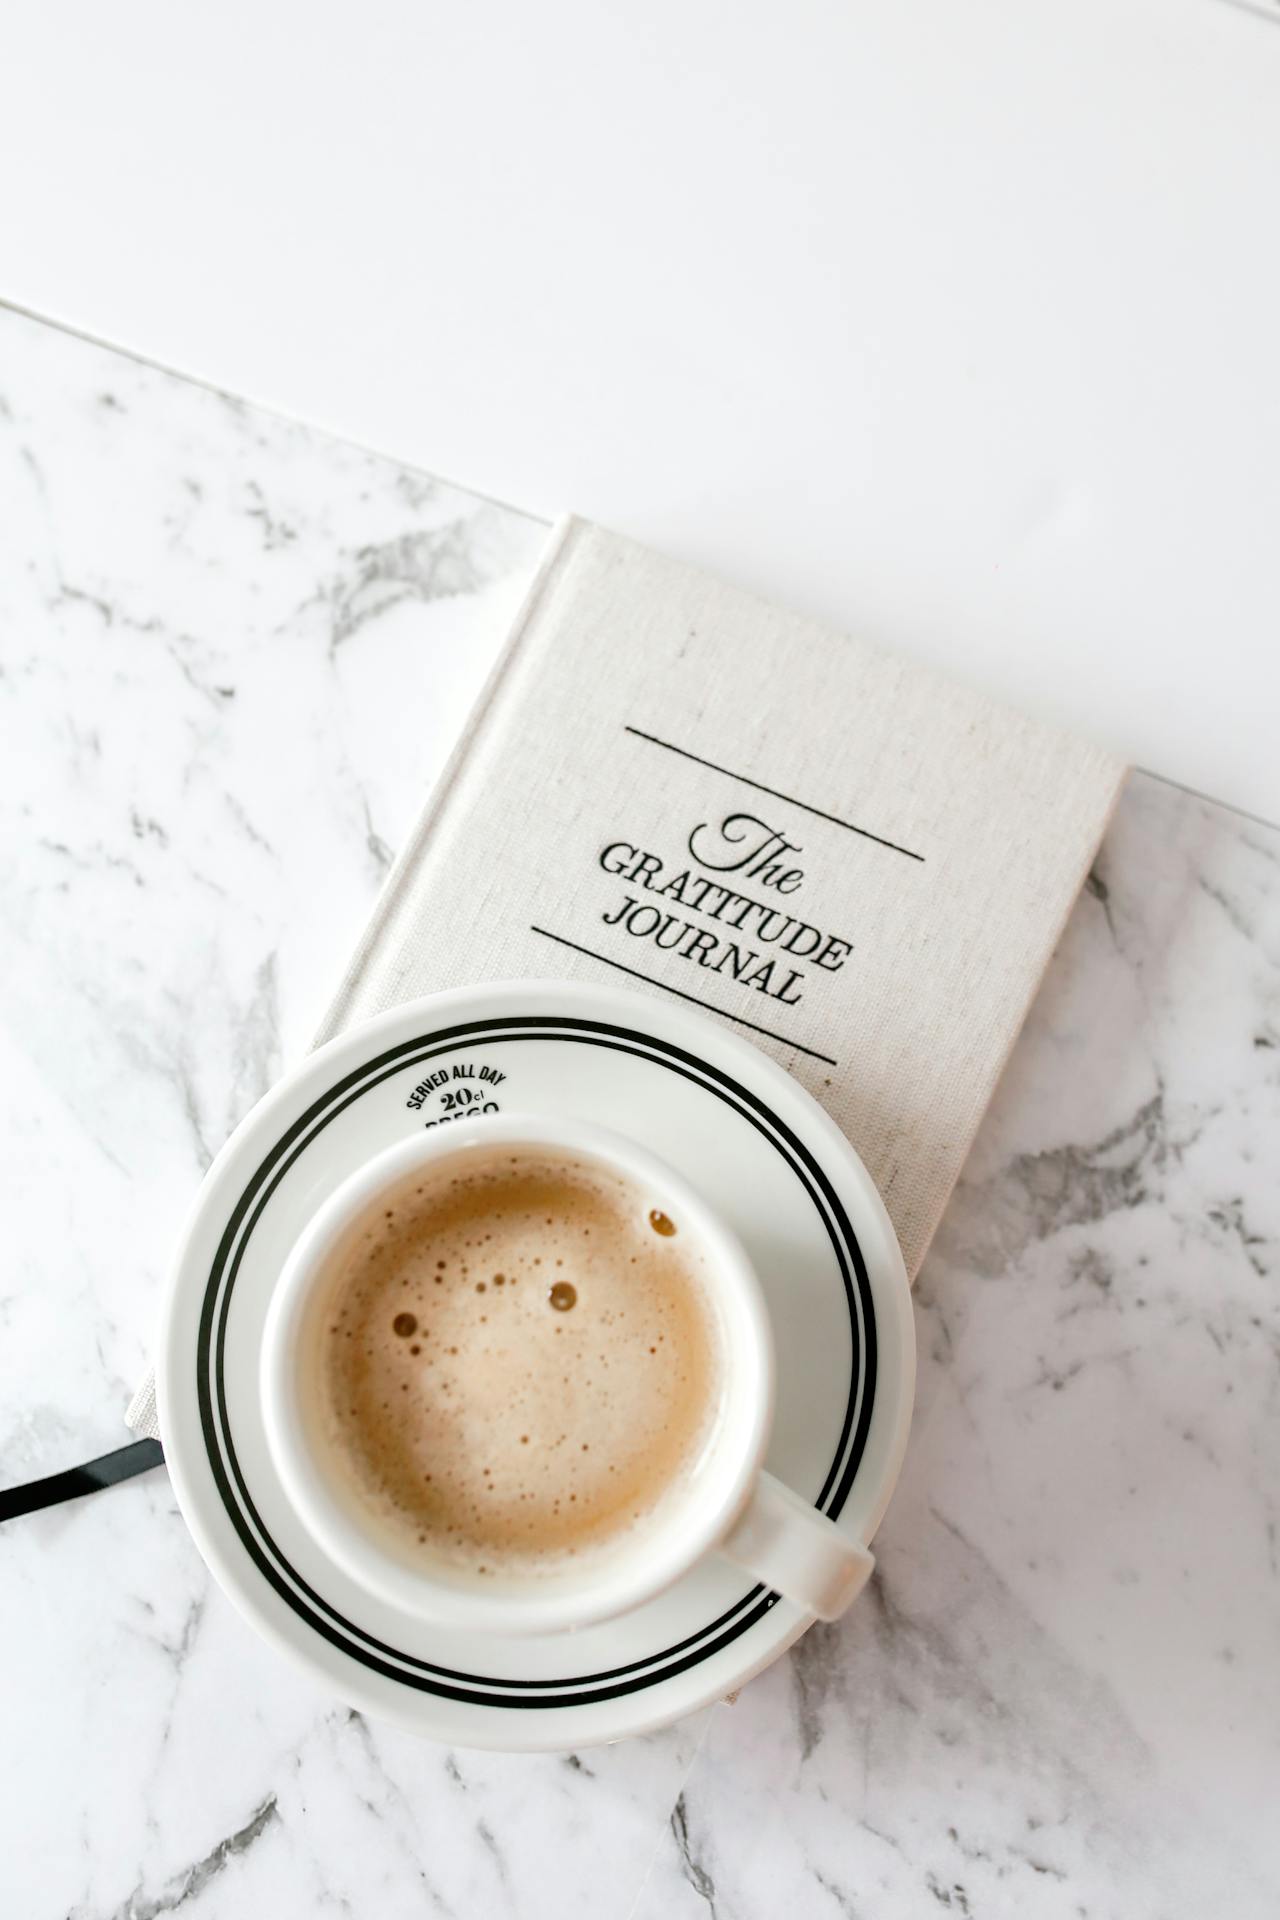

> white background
[6,0,1279,815]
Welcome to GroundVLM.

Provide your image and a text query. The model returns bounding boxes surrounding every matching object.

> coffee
[317,1149,723,1576]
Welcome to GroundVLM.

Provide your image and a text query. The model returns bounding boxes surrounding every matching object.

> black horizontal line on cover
[623,726,925,863]
[529,926,839,1067]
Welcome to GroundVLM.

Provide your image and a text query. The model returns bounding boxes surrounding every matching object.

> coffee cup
[260,1113,874,1636]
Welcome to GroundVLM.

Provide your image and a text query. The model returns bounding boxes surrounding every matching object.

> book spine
[312,514,580,1045]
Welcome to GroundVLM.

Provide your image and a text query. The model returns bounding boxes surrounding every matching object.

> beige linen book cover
[320,517,1124,1272]
[128,514,1123,1439]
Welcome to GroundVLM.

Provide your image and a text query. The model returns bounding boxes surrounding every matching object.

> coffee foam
[318,1149,722,1577]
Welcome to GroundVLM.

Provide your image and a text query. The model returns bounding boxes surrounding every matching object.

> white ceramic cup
[260,1113,874,1636]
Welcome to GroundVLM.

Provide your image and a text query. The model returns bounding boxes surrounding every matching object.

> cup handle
[719,1472,874,1620]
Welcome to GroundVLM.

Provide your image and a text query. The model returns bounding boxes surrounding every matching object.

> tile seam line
[4,296,1276,838]
[620,1706,720,1920]
[0,291,551,530]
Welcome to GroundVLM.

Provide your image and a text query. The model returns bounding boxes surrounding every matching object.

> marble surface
[1,302,1277,1917]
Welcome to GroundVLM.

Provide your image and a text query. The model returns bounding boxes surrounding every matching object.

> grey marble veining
[2,302,1277,1917]
[633,778,1280,1920]
[0,303,713,1920]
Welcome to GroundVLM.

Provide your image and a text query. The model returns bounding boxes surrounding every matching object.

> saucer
[159,980,915,1750]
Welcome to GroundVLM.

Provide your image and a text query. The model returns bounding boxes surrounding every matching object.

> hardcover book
[317,516,1126,1280]
[128,515,1124,1441]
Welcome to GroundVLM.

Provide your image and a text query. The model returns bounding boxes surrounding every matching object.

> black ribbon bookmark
[0,1438,165,1523]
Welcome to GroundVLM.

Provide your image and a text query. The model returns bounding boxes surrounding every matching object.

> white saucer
[159,980,915,1751]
